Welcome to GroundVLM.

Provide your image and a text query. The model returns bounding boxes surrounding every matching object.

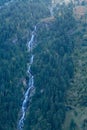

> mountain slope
[24,3,76,130]
[0,0,87,130]
[63,18,87,130]
[0,0,49,130]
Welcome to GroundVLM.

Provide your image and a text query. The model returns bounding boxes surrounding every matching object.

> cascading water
[18,26,36,130]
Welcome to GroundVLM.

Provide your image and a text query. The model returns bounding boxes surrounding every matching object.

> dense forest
[0,0,49,130]
[24,2,76,130]
[0,0,87,130]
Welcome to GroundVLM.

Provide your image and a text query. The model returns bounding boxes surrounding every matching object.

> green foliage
[24,3,75,130]
[0,0,49,130]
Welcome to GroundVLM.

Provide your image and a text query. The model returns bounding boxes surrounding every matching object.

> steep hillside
[63,4,87,130]
[0,0,87,130]
[24,3,76,130]
[63,22,87,130]
[0,0,49,130]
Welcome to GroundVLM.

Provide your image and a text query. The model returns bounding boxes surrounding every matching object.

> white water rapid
[18,26,36,130]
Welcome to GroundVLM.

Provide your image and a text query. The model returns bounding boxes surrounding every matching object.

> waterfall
[17,26,36,130]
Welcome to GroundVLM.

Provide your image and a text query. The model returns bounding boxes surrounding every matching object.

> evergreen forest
[0,0,87,130]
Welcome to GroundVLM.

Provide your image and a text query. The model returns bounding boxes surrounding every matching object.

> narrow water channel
[18,26,36,130]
